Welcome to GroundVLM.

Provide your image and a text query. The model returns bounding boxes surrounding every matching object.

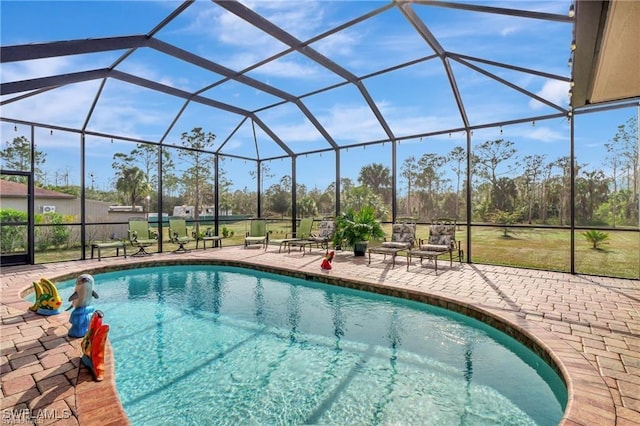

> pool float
[321,250,335,270]
[67,274,99,338]
[28,278,63,315]
[80,310,109,381]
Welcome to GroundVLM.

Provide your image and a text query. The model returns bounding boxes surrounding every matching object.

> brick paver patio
[1,247,638,425]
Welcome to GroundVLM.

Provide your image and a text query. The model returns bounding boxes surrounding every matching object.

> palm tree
[297,196,318,218]
[582,230,609,249]
[115,166,151,207]
[358,163,392,204]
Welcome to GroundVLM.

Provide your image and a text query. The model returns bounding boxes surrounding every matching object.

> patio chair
[269,217,314,253]
[169,218,194,253]
[406,218,463,272]
[127,218,158,257]
[368,221,416,268]
[244,218,268,249]
[307,218,335,252]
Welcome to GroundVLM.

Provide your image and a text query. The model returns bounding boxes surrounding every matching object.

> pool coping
[3,248,636,425]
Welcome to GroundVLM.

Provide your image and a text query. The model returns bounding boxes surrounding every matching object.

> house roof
[0,179,76,199]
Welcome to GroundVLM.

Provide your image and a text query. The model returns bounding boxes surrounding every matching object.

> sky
[1,0,637,193]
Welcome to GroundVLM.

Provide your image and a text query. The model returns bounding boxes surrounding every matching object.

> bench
[196,235,223,249]
[91,241,127,261]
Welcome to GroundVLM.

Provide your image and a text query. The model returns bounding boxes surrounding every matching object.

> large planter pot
[353,241,368,256]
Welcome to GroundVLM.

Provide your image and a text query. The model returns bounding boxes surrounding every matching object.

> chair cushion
[420,244,449,252]
[390,223,415,245]
[381,241,410,249]
[317,220,335,238]
[427,225,455,250]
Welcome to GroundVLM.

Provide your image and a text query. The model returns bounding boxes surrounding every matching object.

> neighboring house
[0,179,152,242]
[0,179,77,214]
[0,179,143,222]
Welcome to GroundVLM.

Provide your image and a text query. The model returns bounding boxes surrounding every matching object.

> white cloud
[253,57,320,79]
[221,138,244,152]
[0,53,118,83]
[524,126,567,143]
[500,26,519,37]
[321,103,388,142]
[529,79,570,110]
[2,82,98,128]
[1,57,69,82]
[175,2,286,69]
[251,0,325,40]
[261,102,384,144]
[215,8,277,48]
[313,30,360,59]
[180,1,354,79]
[269,121,321,143]
[376,101,462,137]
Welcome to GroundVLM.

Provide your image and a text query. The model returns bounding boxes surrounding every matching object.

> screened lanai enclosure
[1,1,638,278]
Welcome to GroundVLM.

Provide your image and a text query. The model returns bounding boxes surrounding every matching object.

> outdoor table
[405,249,448,273]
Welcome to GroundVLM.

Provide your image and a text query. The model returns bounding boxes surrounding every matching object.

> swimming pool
[55,264,566,425]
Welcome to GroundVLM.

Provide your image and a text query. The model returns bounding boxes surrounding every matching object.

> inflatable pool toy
[28,278,63,315]
[80,310,109,381]
[67,274,99,338]
[321,250,335,270]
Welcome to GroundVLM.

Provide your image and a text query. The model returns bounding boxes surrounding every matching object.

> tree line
[1,118,637,228]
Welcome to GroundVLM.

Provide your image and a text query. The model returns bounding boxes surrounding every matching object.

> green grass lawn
[467,227,638,279]
[32,220,639,279]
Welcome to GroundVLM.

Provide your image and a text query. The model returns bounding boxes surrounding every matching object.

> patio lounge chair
[169,218,194,253]
[368,221,416,268]
[307,218,335,251]
[244,218,268,249]
[269,217,314,252]
[127,218,158,257]
[406,218,463,272]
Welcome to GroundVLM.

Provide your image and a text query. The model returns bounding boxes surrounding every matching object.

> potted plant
[333,205,384,256]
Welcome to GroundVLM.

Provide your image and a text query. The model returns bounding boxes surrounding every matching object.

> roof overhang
[572,0,640,107]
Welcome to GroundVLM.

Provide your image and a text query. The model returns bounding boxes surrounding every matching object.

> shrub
[333,205,385,250]
[489,209,522,237]
[0,209,27,253]
[35,212,71,250]
[582,230,609,249]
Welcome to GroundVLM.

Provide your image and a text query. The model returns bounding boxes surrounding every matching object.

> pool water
[54,265,566,425]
